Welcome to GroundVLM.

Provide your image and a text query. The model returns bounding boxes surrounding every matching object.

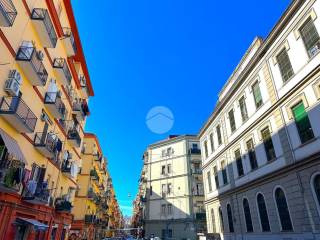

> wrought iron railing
[63,27,77,53]
[22,180,50,203]
[31,8,57,47]
[0,0,17,26]
[53,58,72,85]
[33,132,56,153]
[0,96,37,132]
[16,45,48,86]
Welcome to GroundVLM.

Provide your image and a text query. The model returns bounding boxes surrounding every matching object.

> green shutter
[292,102,314,143]
[292,102,307,121]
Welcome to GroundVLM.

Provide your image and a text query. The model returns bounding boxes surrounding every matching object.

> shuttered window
[276,48,294,82]
[300,17,320,57]
[252,81,263,109]
[292,102,314,144]
[261,127,276,161]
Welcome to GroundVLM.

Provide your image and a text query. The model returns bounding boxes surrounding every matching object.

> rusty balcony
[16,43,48,86]
[53,58,72,86]
[61,27,77,57]
[0,96,37,133]
[0,0,17,27]
[31,8,57,48]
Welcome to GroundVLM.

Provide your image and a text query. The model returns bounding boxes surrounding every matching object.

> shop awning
[16,217,48,231]
[0,129,27,164]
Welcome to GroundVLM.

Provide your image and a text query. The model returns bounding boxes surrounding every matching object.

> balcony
[61,27,77,57]
[90,169,99,181]
[55,198,72,212]
[85,215,96,224]
[189,148,201,154]
[22,180,50,205]
[67,126,81,148]
[31,8,57,48]
[79,75,89,98]
[44,92,66,119]
[0,96,37,133]
[0,0,17,27]
[33,132,57,159]
[72,100,89,122]
[61,161,77,179]
[0,159,24,193]
[53,58,72,86]
[16,43,48,86]
[195,212,206,221]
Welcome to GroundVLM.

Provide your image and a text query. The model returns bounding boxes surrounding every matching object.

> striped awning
[0,128,27,164]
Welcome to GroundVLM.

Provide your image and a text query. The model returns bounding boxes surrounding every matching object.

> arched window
[218,207,224,232]
[226,204,234,233]
[210,209,216,232]
[243,198,253,232]
[257,193,270,232]
[275,188,293,231]
[313,174,320,207]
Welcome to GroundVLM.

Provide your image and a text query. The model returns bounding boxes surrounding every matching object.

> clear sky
[72,0,291,216]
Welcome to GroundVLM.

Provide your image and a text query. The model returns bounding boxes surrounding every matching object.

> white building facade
[143,135,206,240]
[199,0,320,239]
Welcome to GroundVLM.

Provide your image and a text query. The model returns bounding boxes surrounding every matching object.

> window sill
[298,137,317,148]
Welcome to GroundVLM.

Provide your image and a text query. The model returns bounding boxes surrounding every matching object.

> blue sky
[72,0,291,216]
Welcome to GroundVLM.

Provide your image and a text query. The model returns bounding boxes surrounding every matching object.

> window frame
[246,138,258,171]
[242,198,254,232]
[299,16,320,58]
[251,80,263,109]
[310,172,320,218]
[261,126,276,162]
[221,160,228,185]
[209,132,215,153]
[213,165,219,189]
[235,149,244,177]
[239,95,249,122]
[273,186,294,232]
[207,171,212,192]
[228,108,236,133]
[226,203,234,233]
[256,192,271,232]
[216,124,223,146]
[218,207,224,232]
[204,140,209,158]
[276,47,294,82]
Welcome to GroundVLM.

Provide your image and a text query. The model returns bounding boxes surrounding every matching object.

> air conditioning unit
[4,70,22,96]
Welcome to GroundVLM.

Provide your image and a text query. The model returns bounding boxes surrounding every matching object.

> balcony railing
[79,75,90,98]
[33,132,57,159]
[189,148,201,154]
[53,58,72,86]
[72,100,89,122]
[0,96,37,133]
[0,158,24,193]
[0,0,17,27]
[55,198,72,212]
[44,92,66,119]
[67,126,81,148]
[22,180,50,205]
[31,8,57,48]
[62,27,77,56]
[16,44,48,86]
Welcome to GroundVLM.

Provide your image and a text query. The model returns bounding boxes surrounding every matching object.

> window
[235,149,244,177]
[207,171,212,192]
[276,48,294,82]
[217,125,222,145]
[275,188,293,231]
[239,96,248,122]
[313,174,320,207]
[300,17,320,58]
[162,184,166,197]
[213,166,219,189]
[261,127,276,161]
[167,204,172,215]
[204,140,208,158]
[209,133,214,152]
[226,204,234,233]
[167,164,172,174]
[167,183,172,195]
[211,209,216,232]
[252,81,263,109]
[228,109,236,133]
[221,161,228,185]
[161,165,166,175]
[218,207,224,232]
[246,139,258,170]
[161,204,166,215]
[292,101,314,144]
[243,198,253,232]
[257,193,270,232]
[192,143,198,149]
